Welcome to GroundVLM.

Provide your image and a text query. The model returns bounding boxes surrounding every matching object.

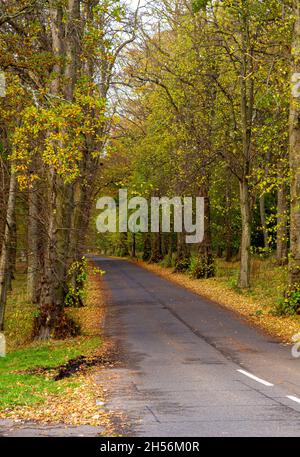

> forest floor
[134,257,300,343]
[0,263,120,436]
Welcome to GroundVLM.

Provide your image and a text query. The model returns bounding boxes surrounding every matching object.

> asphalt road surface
[94,257,300,437]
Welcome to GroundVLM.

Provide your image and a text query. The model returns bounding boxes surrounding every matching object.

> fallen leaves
[0,263,120,435]
[66,267,107,336]
[0,371,113,431]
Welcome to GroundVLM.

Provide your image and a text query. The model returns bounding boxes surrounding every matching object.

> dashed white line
[237,369,274,387]
[286,395,300,404]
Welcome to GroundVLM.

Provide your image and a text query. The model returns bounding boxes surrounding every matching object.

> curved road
[94,257,300,437]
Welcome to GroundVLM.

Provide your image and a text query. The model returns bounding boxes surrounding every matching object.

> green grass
[0,336,101,409]
[215,256,288,308]
[1,265,103,411]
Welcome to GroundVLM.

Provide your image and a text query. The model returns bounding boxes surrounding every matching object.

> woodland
[1,0,300,344]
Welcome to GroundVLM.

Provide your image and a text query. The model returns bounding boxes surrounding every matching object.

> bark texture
[0,172,17,330]
[276,180,288,266]
[193,182,214,278]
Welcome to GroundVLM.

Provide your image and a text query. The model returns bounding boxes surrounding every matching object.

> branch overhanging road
[94,257,300,437]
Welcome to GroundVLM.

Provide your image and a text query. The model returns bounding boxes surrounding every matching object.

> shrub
[272,287,300,316]
[174,254,191,272]
[189,254,215,279]
[65,257,88,308]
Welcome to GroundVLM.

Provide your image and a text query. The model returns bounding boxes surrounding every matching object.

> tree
[0,0,139,337]
[288,0,300,289]
[207,0,290,286]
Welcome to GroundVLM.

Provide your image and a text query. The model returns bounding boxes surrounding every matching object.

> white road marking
[237,369,274,387]
[286,395,300,404]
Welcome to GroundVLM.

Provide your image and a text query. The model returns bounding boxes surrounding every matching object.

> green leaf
[192,0,209,13]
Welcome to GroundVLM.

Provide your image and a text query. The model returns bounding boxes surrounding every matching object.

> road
[94,257,300,437]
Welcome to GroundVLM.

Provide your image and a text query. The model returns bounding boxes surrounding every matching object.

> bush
[160,254,173,268]
[65,257,88,308]
[189,254,215,279]
[174,254,191,272]
[188,256,198,276]
[272,287,300,316]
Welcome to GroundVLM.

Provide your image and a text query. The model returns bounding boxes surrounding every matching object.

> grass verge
[0,337,100,410]
[0,263,115,431]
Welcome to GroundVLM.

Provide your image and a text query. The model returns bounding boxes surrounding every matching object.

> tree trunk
[0,159,9,255]
[119,232,129,256]
[225,229,233,262]
[27,182,39,303]
[193,179,214,278]
[151,231,163,263]
[131,233,136,258]
[276,180,288,266]
[161,233,169,258]
[73,177,93,260]
[289,1,300,288]
[7,208,16,292]
[237,23,254,288]
[259,194,269,249]
[224,167,233,262]
[0,171,17,331]
[34,1,80,339]
[34,1,64,339]
[175,231,190,272]
[238,179,251,288]
[36,171,61,339]
[142,232,151,261]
